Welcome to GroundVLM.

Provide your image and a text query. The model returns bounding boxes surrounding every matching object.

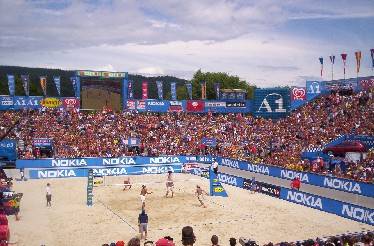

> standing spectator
[46,183,52,207]
[127,237,140,246]
[229,238,237,246]
[181,226,196,246]
[211,235,220,246]
[291,177,301,191]
[138,209,148,240]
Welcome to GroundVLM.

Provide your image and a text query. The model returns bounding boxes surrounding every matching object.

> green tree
[188,69,255,99]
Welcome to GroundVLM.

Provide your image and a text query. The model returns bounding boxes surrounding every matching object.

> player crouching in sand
[195,185,209,208]
[165,171,174,198]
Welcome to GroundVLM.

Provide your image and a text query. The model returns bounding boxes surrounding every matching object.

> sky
[0,0,373,87]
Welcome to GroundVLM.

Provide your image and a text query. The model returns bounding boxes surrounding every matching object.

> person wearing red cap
[291,177,301,190]
[155,237,175,246]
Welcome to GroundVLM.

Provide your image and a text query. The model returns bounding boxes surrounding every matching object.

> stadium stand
[1,90,373,183]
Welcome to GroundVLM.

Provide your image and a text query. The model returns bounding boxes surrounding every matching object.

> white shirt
[46,186,51,195]
[212,161,218,169]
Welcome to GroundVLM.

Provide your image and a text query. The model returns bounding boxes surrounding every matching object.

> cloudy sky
[0,0,373,87]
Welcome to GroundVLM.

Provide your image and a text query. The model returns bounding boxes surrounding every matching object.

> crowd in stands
[101,227,373,246]
[0,90,373,182]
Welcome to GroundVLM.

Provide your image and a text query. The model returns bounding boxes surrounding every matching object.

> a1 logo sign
[257,93,286,113]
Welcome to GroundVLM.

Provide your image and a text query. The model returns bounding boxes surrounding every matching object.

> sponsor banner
[146,100,169,112]
[291,87,306,100]
[13,96,43,110]
[280,188,374,226]
[29,164,183,179]
[0,139,17,161]
[0,96,13,110]
[201,138,217,147]
[210,171,229,197]
[169,100,183,112]
[77,71,127,78]
[214,83,220,100]
[128,80,134,99]
[217,157,373,198]
[16,156,189,169]
[62,97,80,109]
[205,101,226,107]
[40,97,62,108]
[226,101,246,108]
[186,100,204,112]
[216,172,244,187]
[40,76,47,96]
[253,88,290,119]
[137,100,146,110]
[70,76,80,98]
[127,100,136,110]
[33,138,53,147]
[254,181,281,198]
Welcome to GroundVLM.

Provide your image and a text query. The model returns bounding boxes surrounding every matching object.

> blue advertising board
[280,188,374,226]
[306,81,325,101]
[253,88,290,118]
[0,96,80,110]
[0,139,17,161]
[28,164,182,179]
[16,156,188,169]
[217,157,374,198]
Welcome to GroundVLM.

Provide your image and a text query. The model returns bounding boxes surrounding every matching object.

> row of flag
[319,49,374,80]
[130,80,219,100]
[5,75,80,98]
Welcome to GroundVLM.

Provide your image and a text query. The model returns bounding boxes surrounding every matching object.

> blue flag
[128,80,134,99]
[7,74,15,96]
[21,75,29,96]
[186,82,192,99]
[156,81,163,99]
[70,76,80,98]
[214,83,220,99]
[53,76,61,96]
[171,82,177,100]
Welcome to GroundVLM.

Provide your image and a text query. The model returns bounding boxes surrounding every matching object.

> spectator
[211,235,219,246]
[181,226,196,246]
[291,177,301,191]
[138,209,148,240]
[229,238,237,246]
[127,237,140,246]
[46,183,52,207]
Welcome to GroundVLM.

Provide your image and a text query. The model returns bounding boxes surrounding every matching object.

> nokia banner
[70,76,81,98]
[171,82,177,100]
[53,76,61,96]
[21,75,30,96]
[156,81,163,100]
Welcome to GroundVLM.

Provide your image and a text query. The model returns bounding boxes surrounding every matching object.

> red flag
[142,81,148,99]
[355,51,362,73]
[186,100,204,112]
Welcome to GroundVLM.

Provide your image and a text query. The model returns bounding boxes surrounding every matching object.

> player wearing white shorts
[140,185,152,208]
[165,171,174,198]
[196,185,208,208]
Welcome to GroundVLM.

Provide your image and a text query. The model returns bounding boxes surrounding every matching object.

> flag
[329,55,335,64]
[21,75,30,96]
[170,82,177,100]
[156,81,163,100]
[355,51,362,73]
[341,54,347,79]
[53,76,61,96]
[319,57,323,77]
[142,81,148,99]
[40,76,47,96]
[128,80,134,99]
[70,76,80,98]
[214,83,220,99]
[7,74,15,96]
[200,81,206,99]
[370,49,374,68]
[186,82,192,99]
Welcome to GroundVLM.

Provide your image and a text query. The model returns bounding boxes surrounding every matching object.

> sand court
[7,173,374,246]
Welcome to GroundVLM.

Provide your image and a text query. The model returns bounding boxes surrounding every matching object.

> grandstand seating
[1,90,373,182]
